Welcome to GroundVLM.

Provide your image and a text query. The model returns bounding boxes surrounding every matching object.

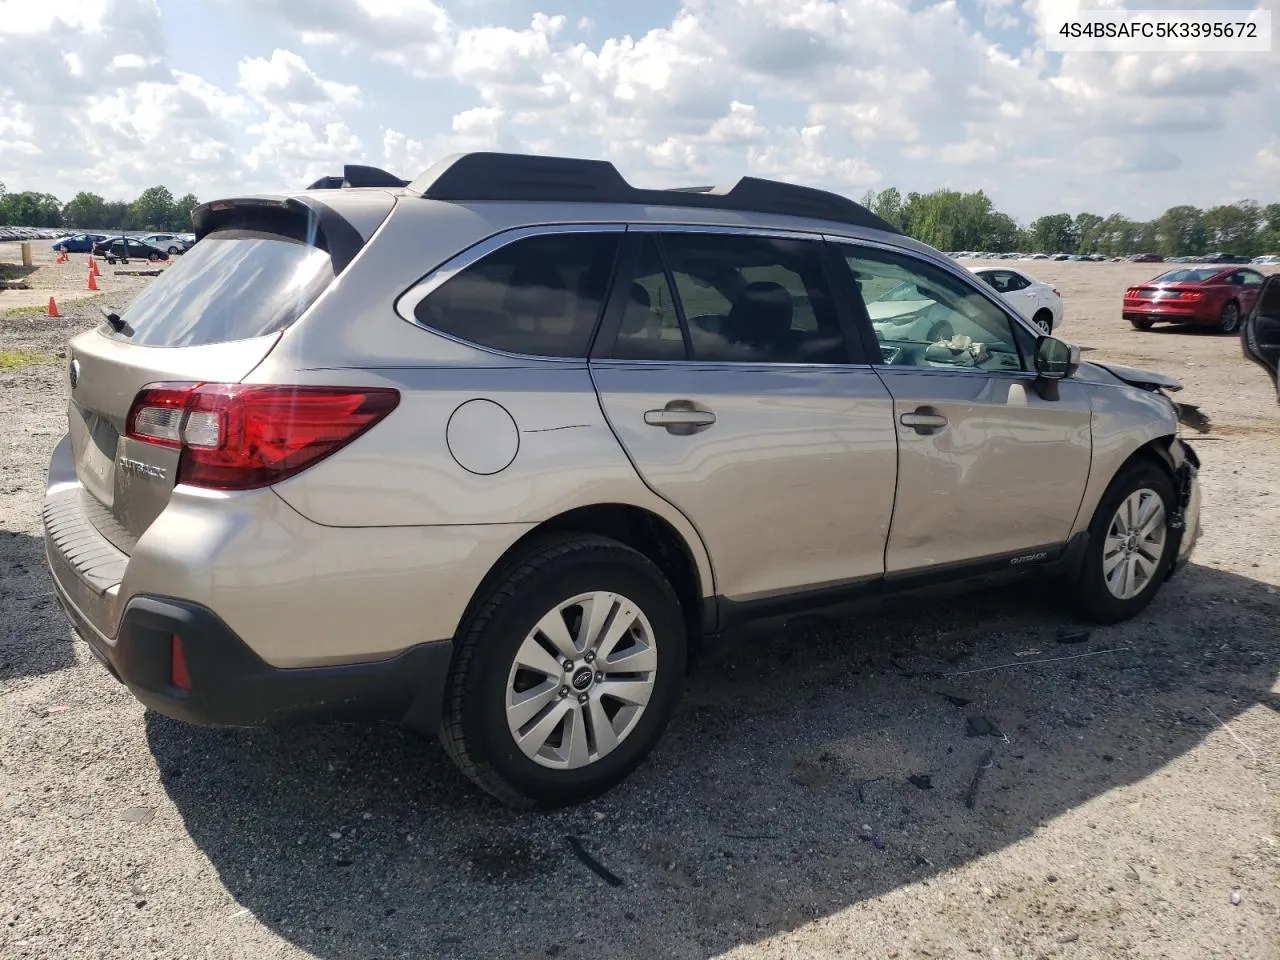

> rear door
[590,228,898,607]
[833,241,1092,574]
[65,221,346,552]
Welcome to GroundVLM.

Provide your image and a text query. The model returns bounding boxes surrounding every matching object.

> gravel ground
[1,261,1278,960]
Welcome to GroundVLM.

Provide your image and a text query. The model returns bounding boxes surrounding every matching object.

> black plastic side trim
[714,542,1070,632]
[74,596,453,731]
[408,152,901,234]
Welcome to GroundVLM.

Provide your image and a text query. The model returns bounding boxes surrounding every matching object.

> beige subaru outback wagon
[44,153,1201,807]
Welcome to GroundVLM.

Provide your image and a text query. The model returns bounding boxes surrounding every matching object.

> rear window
[112,230,334,347]
[413,232,620,357]
[1153,269,1220,284]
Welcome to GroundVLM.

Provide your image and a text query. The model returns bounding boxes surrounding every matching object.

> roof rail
[306,164,408,190]
[406,152,900,234]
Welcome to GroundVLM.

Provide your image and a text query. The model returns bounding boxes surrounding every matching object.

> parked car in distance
[1198,252,1252,265]
[1124,266,1266,333]
[44,152,1202,808]
[51,233,107,253]
[1252,255,1280,266]
[138,233,191,255]
[1242,275,1280,402]
[92,237,170,264]
[971,266,1063,333]
[1129,253,1164,263]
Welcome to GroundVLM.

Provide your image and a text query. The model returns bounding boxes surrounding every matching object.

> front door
[835,242,1092,573]
[590,230,898,605]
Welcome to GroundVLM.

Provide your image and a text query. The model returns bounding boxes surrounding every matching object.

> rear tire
[1219,300,1241,334]
[1073,460,1175,624]
[148,252,163,263]
[1129,318,1153,330]
[1032,310,1053,335]
[439,534,687,809]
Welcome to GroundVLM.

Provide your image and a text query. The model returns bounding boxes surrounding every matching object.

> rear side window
[114,230,334,347]
[414,232,621,358]
[639,233,848,364]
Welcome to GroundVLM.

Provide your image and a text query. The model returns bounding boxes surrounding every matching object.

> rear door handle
[899,409,948,434]
[644,401,716,434]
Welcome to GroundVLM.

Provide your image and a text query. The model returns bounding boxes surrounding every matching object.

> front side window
[414,232,620,358]
[840,244,1025,372]
[655,233,848,364]
[1241,271,1264,286]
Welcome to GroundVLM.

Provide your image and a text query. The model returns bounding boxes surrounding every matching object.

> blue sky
[1,0,1277,222]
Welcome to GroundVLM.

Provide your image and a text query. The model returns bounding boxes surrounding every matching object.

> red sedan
[1124,266,1266,333]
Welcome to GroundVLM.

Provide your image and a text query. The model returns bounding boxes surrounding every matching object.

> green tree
[128,185,176,231]
[1074,213,1105,254]
[1259,202,1280,254]
[171,192,200,230]
[1155,205,1205,257]
[871,187,904,230]
[0,191,64,227]
[62,192,110,228]
[1029,213,1077,254]
[1203,201,1260,256]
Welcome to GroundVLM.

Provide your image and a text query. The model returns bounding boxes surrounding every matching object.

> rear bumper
[50,583,453,730]
[1123,303,1214,325]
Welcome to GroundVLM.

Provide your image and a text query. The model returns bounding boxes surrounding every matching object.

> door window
[839,244,1026,372]
[1240,271,1264,286]
[617,233,849,364]
[613,238,688,361]
[413,232,621,358]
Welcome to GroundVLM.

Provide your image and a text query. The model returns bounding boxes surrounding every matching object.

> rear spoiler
[190,196,366,273]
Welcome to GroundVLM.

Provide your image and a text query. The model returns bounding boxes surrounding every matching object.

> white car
[970,266,1063,333]
[1252,255,1280,266]
[138,233,190,255]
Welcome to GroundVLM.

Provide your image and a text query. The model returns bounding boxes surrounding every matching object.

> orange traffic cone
[47,297,61,318]
[87,268,99,292]
[89,257,100,277]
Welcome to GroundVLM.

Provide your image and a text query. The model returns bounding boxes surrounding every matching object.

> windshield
[112,230,334,347]
[869,280,929,303]
[1153,268,1221,284]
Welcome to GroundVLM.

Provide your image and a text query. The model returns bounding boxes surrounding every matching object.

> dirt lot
[1,257,1278,960]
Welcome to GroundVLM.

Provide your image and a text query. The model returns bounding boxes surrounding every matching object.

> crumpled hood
[1077,359,1183,392]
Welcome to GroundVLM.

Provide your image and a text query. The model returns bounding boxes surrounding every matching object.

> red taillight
[171,635,191,691]
[1052,288,1060,298]
[1125,288,1137,298]
[125,384,400,490]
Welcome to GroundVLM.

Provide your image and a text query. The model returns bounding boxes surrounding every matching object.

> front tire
[1073,460,1175,624]
[439,534,687,808]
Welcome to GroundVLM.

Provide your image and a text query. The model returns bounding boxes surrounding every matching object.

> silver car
[43,153,1201,808]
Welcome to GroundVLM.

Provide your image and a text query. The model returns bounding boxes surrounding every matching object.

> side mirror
[1033,335,1080,400]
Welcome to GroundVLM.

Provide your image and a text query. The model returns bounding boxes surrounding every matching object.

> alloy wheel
[1102,488,1167,600]
[1221,301,1240,333]
[505,591,658,770]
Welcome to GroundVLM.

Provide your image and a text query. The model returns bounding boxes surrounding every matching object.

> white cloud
[238,49,360,110]
[0,0,1276,222]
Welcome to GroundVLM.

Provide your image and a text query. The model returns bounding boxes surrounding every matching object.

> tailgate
[66,332,282,550]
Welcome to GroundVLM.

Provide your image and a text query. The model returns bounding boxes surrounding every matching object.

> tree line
[3,178,1278,255]
[0,183,200,233]
[859,188,1280,257]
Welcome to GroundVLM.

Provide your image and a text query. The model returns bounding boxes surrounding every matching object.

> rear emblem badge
[68,359,80,389]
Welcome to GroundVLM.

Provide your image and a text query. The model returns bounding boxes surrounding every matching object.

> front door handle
[899,408,948,434]
[644,400,716,435]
